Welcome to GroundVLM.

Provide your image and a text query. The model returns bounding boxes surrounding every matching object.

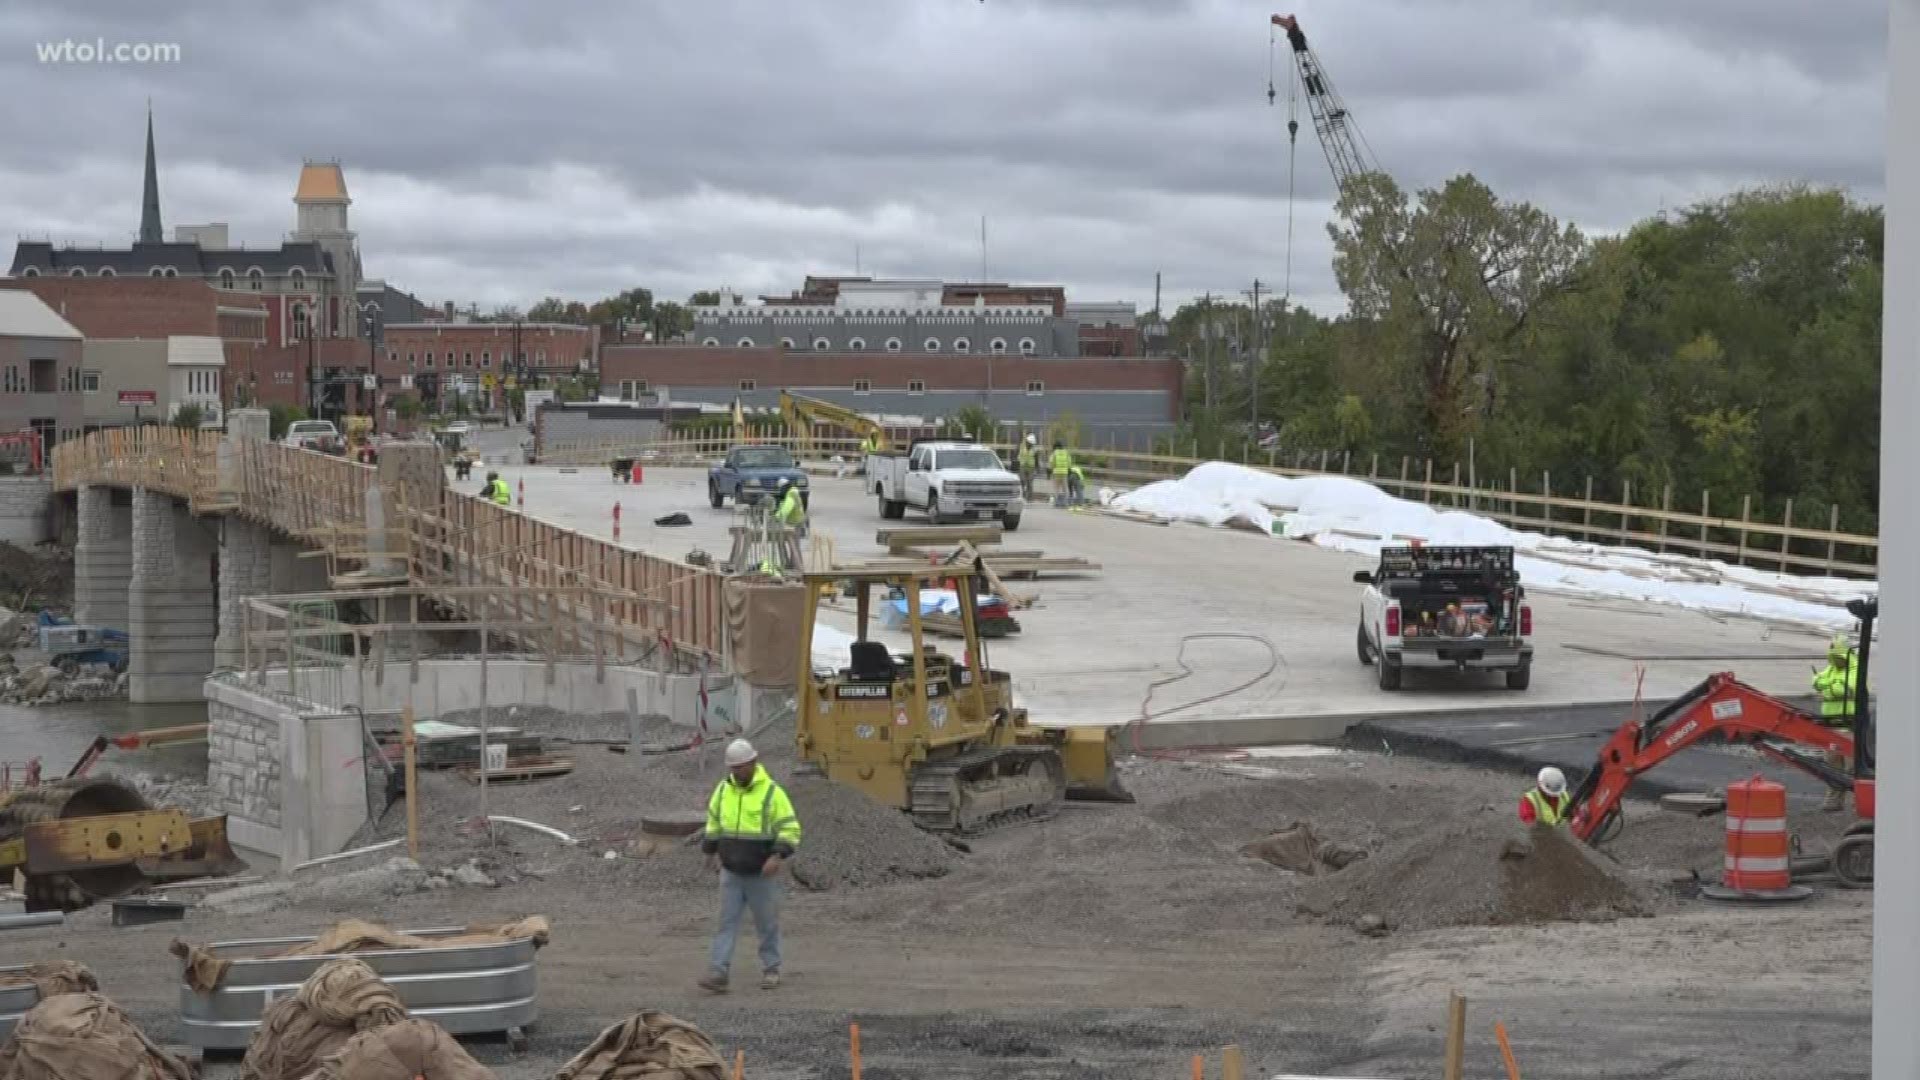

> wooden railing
[52,426,220,504]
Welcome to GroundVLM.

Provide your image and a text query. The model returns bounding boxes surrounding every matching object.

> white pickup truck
[1355,544,1533,691]
[869,440,1025,530]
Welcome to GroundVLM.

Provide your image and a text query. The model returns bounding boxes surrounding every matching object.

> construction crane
[1269,14,1385,196]
[778,390,890,457]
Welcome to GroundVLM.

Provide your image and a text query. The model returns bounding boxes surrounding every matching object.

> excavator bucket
[1057,726,1135,804]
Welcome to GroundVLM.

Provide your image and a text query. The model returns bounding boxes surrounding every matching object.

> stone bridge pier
[74,485,132,632]
[127,486,219,703]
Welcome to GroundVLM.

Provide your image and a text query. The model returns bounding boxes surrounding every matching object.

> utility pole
[1198,292,1215,418]
[1245,279,1266,431]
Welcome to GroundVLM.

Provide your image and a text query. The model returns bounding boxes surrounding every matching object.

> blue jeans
[708,869,782,979]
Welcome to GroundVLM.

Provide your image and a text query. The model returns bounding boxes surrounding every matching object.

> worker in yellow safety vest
[1517,767,1570,826]
[700,739,802,993]
[1016,434,1038,500]
[775,477,806,533]
[484,471,511,506]
[1813,634,1860,810]
[1048,441,1073,507]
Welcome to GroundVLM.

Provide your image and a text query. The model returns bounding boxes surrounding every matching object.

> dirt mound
[0,542,71,611]
[783,774,955,890]
[1298,816,1650,932]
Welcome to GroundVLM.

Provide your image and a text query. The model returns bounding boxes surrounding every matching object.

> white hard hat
[1025,433,1036,443]
[725,739,758,767]
[1537,766,1567,797]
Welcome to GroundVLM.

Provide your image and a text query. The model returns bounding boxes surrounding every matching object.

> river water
[0,699,208,781]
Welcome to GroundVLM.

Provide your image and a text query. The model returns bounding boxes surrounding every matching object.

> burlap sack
[240,959,406,1080]
[298,1019,494,1080]
[552,1011,725,1080]
[724,578,806,688]
[0,993,194,1080]
[0,964,97,999]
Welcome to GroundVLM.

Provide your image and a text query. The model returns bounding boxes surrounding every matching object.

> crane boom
[1271,14,1380,194]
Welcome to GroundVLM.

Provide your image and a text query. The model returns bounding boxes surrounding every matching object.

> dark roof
[9,239,334,277]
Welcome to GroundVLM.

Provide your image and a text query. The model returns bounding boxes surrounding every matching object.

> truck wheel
[709,483,725,509]
[1356,622,1373,666]
[1377,657,1402,691]
[879,494,904,520]
[1002,513,1021,532]
[1505,663,1532,691]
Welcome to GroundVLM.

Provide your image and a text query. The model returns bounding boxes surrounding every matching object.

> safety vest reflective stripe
[707,776,799,844]
[1523,789,1568,825]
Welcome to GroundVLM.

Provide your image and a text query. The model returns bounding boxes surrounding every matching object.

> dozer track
[909,746,1066,836]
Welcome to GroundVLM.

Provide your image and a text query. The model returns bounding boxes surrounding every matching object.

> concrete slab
[477,465,1838,726]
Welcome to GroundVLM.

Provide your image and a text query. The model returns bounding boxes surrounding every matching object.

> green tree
[587,288,655,327]
[267,404,308,440]
[945,405,993,441]
[688,290,720,307]
[171,404,204,430]
[652,301,694,341]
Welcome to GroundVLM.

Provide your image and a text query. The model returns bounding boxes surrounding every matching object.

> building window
[1026,380,1045,395]
[389,349,398,363]
[908,379,925,394]
[854,379,871,394]
[248,268,263,290]
[289,268,306,289]
[885,338,902,353]
[408,351,416,367]
[924,338,941,352]
[220,268,235,289]
[81,371,101,393]
[149,267,164,278]
[954,338,971,354]
[779,337,796,350]
[98,268,114,277]
[736,337,754,348]
[19,268,36,278]
[739,379,757,392]
[162,267,177,278]
[812,337,830,351]
[424,351,435,369]
[536,349,546,365]
[849,337,867,351]
[68,268,86,278]
[990,338,1008,355]
[481,351,491,368]
[462,351,472,368]
[704,337,721,347]
[1019,337,1037,355]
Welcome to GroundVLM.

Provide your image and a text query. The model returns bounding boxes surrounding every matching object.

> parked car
[283,419,344,454]
[708,445,810,509]
[1355,544,1533,690]
[869,439,1024,529]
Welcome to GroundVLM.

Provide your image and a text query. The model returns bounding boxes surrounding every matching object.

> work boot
[760,971,781,991]
[698,973,729,994]
[1823,788,1847,813]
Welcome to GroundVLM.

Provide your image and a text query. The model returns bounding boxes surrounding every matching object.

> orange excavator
[1565,597,1877,888]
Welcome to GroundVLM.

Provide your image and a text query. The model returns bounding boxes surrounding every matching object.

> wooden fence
[533,433,1880,579]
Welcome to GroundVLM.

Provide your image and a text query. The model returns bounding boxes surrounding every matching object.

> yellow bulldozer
[0,776,245,912]
[794,559,1131,834]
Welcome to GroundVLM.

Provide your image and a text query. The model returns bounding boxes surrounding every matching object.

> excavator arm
[1566,672,1856,842]
[779,391,888,455]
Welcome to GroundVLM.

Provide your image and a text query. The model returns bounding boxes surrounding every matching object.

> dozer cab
[795,559,1131,836]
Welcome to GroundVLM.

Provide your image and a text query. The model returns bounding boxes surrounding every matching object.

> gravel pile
[1297,815,1651,932]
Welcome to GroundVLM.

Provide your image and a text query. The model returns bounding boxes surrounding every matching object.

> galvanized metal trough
[0,964,41,1043]
[176,927,539,1050]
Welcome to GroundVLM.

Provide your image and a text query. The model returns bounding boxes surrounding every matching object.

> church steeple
[138,107,162,244]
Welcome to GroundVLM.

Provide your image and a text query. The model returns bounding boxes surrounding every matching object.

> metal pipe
[290,837,405,872]
[0,911,64,931]
[484,816,576,845]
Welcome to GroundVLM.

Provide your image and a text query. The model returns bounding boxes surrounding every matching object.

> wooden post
[1190,1054,1204,1080]
[1319,449,1329,473]
[1423,459,1434,503]
[1738,494,1752,567]
[1370,452,1379,478]
[1622,479,1633,546]
[849,1023,862,1080]
[1827,504,1841,572]
[1700,489,1711,557]
[1781,497,1796,573]
[1659,484,1672,553]
[732,1050,744,1080]
[1221,1045,1245,1080]
[401,705,420,862]
[1582,476,1594,542]
[1443,992,1468,1080]
[1342,449,1351,474]
[1508,466,1517,521]
[1267,446,1277,468]
[1541,471,1552,535]
[1451,461,1461,507]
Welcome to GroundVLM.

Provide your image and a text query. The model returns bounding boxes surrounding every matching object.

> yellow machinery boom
[794,557,1131,835]
[779,391,889,457]
[0,777,245,912]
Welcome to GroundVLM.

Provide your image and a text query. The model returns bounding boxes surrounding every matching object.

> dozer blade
[1057,726,1136,804]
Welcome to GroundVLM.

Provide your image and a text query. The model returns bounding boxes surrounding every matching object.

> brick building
[0,277,289,422]
[598,345,1182,445]
[377,322,596,409]
[0,291,83,458]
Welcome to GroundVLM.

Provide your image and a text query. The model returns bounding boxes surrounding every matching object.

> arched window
[149,267,165,277]
[703,337,721,347]
[219,268,235,289]
[736,337,755,348]
[953,338,971,354]
[247,268,263,291]
[779,337,796,350]
[19,267,37,278]
[990,338,1008,355]
[289,268,306,289]
[162,266,177,277]
[848,338,867,351]
[812,337,830,351]
[68,268,86,278]
[885,338,902,353]
[924,338,941,352]
[98,268,114,277]
[1018,337,1038,355]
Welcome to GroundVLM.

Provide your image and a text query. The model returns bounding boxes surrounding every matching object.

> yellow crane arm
[778,391,888,453]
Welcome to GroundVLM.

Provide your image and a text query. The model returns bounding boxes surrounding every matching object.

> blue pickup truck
[708,445,810,509]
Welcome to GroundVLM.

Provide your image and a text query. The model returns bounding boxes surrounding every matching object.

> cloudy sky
[1,0,1888,317]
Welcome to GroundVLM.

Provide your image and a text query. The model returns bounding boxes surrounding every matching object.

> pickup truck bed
[1355,545,1533,691]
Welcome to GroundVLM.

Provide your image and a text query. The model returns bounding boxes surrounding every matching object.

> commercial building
[598,345,1182,445]
[0,277,277,423]
[376,322,597,410]
[0,291,84,458]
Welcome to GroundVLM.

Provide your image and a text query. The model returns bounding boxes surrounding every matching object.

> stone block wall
[206,683,284,835]
[127,487,217,703]
[205,676,368,869]
[0,476,51,545]
[74,486,132,630]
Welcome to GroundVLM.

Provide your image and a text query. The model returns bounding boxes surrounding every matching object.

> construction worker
[1048,440,1074,508]
[484,471,511,506]
[1067,463,1087,506]
[775,477,807,536]
[1517,766,1571,826]
[700,739,802,993]
[1813,634,1860,811]
[1016,433,1038,500]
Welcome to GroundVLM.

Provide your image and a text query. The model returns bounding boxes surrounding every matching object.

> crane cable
[1268,23,1301,311]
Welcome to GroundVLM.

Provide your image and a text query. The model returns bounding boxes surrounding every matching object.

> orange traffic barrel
[1702,774,1811,902]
